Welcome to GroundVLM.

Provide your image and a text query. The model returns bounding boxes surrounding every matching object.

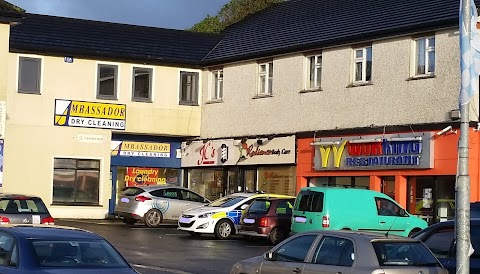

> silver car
[230,230,448,274]
[114,186,210,227]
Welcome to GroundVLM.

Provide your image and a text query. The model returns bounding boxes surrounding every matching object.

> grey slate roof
[201,0,480,65]
[9,13,222,66]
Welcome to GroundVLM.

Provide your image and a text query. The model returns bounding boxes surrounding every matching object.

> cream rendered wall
[4,54,202,218]
[0,24,9,100]
[201,28,476,139]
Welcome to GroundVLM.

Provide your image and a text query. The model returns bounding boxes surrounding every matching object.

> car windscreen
[0,198,49,214]
[372,241,441,267]
[208,196,247,207]
[121,187,145,196]
[296,191,324,212]
[248,200,272,214]
[31,239,130,268]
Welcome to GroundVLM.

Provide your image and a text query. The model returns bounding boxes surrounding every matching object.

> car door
[260,234,319,274]
[275,199,295,230]
[292,190,325,233]
[419,226,455,273]
[0,231,19,273]
[447,224,480,274]
[375,197,409,236]
[179,189,208,212]
[149,188,183,220]
[302,235,354,274]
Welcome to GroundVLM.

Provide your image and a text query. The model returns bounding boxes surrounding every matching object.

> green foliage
[190,0,284,33]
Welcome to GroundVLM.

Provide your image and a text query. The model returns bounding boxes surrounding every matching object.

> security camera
[437,125,453,136]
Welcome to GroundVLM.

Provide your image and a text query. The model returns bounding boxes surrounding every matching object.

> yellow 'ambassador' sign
[54,99,126,130]
[111,141,171,158]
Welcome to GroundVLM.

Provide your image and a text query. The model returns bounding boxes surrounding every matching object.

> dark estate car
[239,197,295,244]
[0,194,54,225]
[231,230,447,274]
[412,219,480,274]
[0,225,138,273]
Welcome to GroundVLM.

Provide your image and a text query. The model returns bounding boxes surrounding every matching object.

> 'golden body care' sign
[111,141,171,158]
[54,99,126,130]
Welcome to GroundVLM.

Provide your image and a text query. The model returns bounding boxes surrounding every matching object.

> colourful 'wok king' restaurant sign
[313,132,434,170]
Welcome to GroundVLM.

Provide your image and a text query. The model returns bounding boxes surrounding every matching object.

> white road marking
[132,264,194,274]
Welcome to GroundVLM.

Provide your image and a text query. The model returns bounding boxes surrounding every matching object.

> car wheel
[269,227,286,245]
[122,217,137,225]
[144,209,163,227]
[188,232,201,237]
[214,219,233,239]
[408,228,422,237]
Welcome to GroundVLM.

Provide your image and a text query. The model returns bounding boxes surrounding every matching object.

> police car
[177,192,292,239]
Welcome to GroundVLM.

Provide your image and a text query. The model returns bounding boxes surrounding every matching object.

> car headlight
[198,212,217,218]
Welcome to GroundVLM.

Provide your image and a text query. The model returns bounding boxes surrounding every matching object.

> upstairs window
[132,67,152,102]
[97,64,117,99]
[258,61,273,95]
[179,71,199,105]
[353,46,372,83]
[211,70,223,100]
[307,55,322,89]
[415,37,435,75]
[18,57,41,94]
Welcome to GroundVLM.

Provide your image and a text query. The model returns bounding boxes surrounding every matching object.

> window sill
[205,99,224,104]
[132,98,153,103]
[299,88,322,93]
[51,203,102,207]
[97,96,118,101]
[18,90,41,95]
[346,82,373,88]
[252,94,273,99]
[406,74,436,81]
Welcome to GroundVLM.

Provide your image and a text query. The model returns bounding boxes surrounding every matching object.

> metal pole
[457,2,472,273]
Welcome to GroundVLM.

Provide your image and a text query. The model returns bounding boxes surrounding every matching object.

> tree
[190,0,284,33]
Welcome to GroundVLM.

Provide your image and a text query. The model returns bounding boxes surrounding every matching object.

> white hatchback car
[115,186,210,227]
[178,192,293,239]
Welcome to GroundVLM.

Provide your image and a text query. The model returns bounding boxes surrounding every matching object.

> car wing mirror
[399,209,407,217]
[241,204,249,210]
[264,252,274,261]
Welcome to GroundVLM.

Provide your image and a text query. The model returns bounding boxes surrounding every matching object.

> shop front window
[257,166,296,196]
[189,169,224,201]
[53,158,100,205]
[413,176,455,224]
[244,169,256,192]
[381,176,395,199]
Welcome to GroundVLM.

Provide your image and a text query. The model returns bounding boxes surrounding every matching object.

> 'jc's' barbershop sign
[313,132,434,170]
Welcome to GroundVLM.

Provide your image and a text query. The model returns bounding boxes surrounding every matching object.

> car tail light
[322,216,329,228]
[41,217,55,225]
[135,196,152,202]
[0,216,10,225]
[259,217,268,227]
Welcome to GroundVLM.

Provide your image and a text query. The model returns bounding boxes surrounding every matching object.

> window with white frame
[179,71,199,105]
[18,57,41,94]
[97,64,117,99]
[132,67,152,101]
[353,46,372,83]
[258,61,273,95]
[211,70,223,100]
[307,55,322,89]
[415,37,435,75]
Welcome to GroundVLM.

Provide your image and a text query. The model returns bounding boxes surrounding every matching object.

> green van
[291,187,427,237]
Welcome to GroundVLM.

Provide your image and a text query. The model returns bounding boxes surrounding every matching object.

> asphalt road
[56,219,274,274]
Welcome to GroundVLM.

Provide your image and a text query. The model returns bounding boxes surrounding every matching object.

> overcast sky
[7,0,230,30]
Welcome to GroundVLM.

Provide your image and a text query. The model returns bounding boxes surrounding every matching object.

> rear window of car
[122,187,145,196]
[248,200,271,214]
[372,241,441,267]
[31,240,129,268]
[0,198,48,214]
[296,191,324,212]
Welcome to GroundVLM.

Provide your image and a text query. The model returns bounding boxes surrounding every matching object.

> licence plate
[121,198,129,203]
[243,218,255,224]
[32,215,40,224]
[179,217,191,223]
[294,216,307,223]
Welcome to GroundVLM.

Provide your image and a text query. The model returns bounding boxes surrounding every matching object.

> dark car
[0,224,138,273]
[471,202,480,218]
[231,230,447,274]
[238,197,295,244]
[0,194,54,225]
[412,218,480,274]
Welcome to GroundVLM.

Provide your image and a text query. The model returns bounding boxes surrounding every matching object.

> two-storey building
[178,0,480,224]
[0,10,221,218]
